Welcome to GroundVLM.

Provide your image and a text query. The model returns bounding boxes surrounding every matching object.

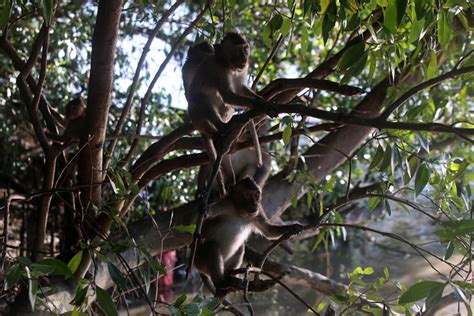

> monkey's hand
[264,101,279,118]
[215,275,245,296]
[257,99,279,118]
[287,224,304,236]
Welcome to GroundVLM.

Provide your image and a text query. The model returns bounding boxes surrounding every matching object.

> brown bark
[78,0,123,216]
[74,0,123,279]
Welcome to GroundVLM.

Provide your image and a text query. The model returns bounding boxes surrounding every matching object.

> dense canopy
[0,0,472,315]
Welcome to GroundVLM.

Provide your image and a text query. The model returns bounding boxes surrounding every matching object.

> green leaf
[108,263,127,290]
[16,256,32,266]
[307,193,312,209]
[140,248,166,274]
[67,251,83,274]
[363,267,374,275]
[31,258,73,277]
[426,282,446,309]
[414,164,430,197]
[320,0,330,14]
[398,281,445,304]
[269,14,283,33]
[427,51,437,79]
[280,17,292,37]
[183,303,200,315]
[0,0,12,31]
[174,294,187,307]
[201,308,213,316]
[395,0,408,26]
[5,264,21,289]
[262,24,272,48]
[282,126,292,145]
[42,0,54,25]
[70,286,88,306]
[379,144,392,171]
[301,23,309,53]
[174,224,196,234]
[302,0,312,17]
[384,199,392,216]
[25,266,37,311]
[384,0,398,33]
[96,286,118,316]
[321,1,337,44]
[444,241,454,260]
[337,42,365,71]
[204,297,220,310]
[436,219,474,240]
[368,197,380,211]
[367,51,377,82]
[384,0,407,33]
[369,145,384,169]
[409,18,425,43]
[288,0,294,9]
[438,9,450,47]
[341,51,368,83]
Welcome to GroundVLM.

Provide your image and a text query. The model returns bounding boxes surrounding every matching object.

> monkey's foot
[214,276,246,297]
[288,224,305,236]
[261,101,279,118]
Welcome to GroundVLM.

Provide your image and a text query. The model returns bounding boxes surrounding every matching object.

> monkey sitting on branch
[184,33,277,198]
[194,177,303,296]
[46,97,86,144]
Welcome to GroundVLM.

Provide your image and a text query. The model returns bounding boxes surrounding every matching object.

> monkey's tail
[203,135,227,196]
[248,119,263,167]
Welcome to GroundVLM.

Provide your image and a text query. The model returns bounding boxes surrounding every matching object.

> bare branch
[106,0,185,167]
[262,78,365,100]
[123,1,212,164]
[382,66,474,119]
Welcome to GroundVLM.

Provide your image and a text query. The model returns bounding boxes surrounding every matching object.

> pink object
[159,250,177,288]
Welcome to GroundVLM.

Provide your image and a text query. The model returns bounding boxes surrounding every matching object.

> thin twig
[1,192,10,270]
[382,66,474,119]
[243,264,254,316]
[261,272,319,315]
[122,0,213,165]
[105,0,185,169]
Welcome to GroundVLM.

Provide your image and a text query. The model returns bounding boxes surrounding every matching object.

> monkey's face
[222,40,250,70]
[65,98,86,121]
[233,43,250,69]
[242,187,261,216]
[230,177,261,215]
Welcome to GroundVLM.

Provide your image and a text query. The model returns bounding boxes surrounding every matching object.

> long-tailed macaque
[182,42,214,97]
[47,97,86,143]
[197,137,271,194]
[185,33,275,196]
[194,177,303,295]
[182,42,228,194]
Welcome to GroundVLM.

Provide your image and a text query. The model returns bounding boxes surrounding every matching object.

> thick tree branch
[78,0,123,211]
[131,123,194,181]
[75,0,123,279]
